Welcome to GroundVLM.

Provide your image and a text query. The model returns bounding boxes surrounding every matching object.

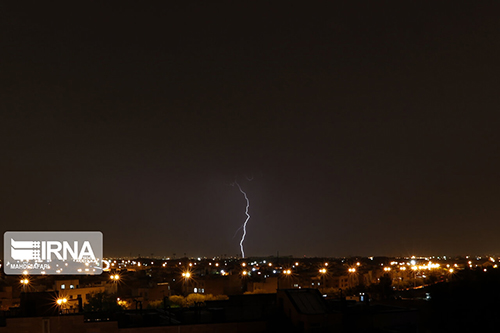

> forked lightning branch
[233,180,251,258]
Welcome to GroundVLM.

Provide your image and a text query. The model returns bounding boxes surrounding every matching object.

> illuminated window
[70,284,74,289]
[61,284,65,290]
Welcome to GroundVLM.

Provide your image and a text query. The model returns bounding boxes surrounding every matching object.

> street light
[56,297,68,314]
[280,269,293,289]
[20,278,29,292]
[347,267,357,289]
[319,268,327,292]
[446,268,455,282]
[182,270,192,296]
[56,297,67,305]
[411,266,418,288]
[110,274,120,293]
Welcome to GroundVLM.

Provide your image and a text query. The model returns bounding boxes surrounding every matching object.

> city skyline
[2,3,500,258]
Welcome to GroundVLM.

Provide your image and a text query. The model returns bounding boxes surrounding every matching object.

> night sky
[2,3,500,258]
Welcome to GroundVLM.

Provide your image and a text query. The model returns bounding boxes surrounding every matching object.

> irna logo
[4,231,103,275]
[10,239,96,261]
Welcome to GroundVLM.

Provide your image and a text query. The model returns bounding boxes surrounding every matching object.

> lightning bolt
[233,181,250,258]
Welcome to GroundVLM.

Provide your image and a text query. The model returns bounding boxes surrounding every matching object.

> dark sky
[1,2,500,258]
